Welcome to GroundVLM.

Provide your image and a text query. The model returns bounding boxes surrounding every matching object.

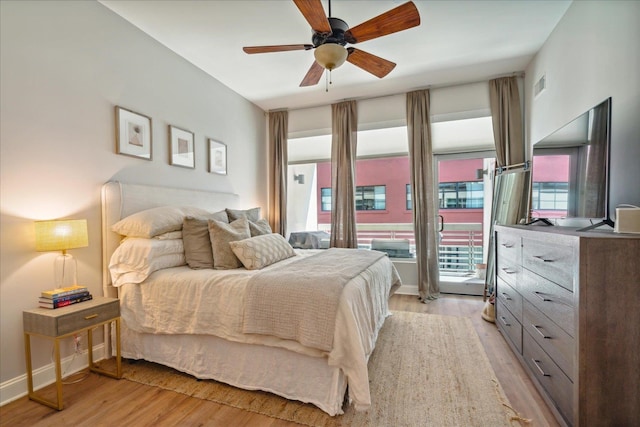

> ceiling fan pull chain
[325,70,329,92]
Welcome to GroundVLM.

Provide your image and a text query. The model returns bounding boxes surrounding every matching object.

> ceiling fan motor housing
[312,17,349,47]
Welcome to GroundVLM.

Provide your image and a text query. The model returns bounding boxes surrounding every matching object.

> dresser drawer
[523,332,574,427]
[521,270,575,337]
[523,302,574,381]
[23,298,120,337]
[496,277,522,321]
[522,237,575,291]
[496,233,521,263]
[496,299,522,354]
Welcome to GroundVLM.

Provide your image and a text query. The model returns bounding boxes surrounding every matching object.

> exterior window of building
[406,184,412,210]
[320,187,332,211]
[531,182,568,210]
[438,182,484,209]
[320,185,386,211]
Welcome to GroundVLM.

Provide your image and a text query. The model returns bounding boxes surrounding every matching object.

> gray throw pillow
[249,218,272,236]
[208,217,250,269]
[182,210,228,269]
[226,207,261,222]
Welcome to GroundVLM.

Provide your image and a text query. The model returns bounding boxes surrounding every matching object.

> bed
[101,181,401,415]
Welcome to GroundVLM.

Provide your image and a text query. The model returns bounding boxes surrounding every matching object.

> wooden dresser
[494,225,640,427]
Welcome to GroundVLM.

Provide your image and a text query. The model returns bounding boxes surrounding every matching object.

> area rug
[118,311,524,426]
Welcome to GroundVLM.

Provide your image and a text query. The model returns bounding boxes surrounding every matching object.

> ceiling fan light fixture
[314,43,348,70]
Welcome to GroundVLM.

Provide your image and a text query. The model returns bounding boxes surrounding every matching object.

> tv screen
[531,98,612,229]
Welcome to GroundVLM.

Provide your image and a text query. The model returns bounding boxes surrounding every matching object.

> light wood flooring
[1,294,559,427]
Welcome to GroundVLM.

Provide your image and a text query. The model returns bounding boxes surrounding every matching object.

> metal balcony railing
[316,222,484,272]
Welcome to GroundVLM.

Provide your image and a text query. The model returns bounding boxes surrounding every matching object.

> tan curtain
[268,110,288,236]
[406,89,440,301]
[330,100,358,248]
[489,77,524,167]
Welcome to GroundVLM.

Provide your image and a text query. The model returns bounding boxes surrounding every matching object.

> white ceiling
[99,0,571,111]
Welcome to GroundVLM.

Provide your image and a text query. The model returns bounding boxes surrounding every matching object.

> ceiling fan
[243,0,420,87]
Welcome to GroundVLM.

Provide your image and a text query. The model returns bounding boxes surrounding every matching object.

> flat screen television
[531,97,613,231]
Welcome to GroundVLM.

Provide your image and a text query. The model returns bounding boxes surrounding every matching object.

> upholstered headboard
[101,181,239,297]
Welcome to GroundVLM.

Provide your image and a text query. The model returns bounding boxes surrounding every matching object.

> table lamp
[35,219,88,287]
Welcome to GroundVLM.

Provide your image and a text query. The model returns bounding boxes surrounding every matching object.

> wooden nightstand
[23,296,122,410]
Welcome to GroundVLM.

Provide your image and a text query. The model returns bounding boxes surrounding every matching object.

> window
[320,185,386,211]
[406,184,412,210]
[438,182,484,209]
[531,182,568,211]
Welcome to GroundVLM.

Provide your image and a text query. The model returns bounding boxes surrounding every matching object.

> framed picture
[169,125,195,168]
[115,106,152,160]
[208,139,227,175]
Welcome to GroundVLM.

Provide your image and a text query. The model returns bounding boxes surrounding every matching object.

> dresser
[494,225,640,427]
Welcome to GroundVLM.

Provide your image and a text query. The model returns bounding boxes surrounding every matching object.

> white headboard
[101,181,239,297]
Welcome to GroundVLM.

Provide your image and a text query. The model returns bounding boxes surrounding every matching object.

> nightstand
[23,296,122,410]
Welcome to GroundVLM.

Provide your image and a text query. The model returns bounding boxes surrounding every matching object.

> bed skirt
[115,323,348,415]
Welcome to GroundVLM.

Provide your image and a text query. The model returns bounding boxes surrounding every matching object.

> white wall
[525,1,640,214]
[0,0,266,397]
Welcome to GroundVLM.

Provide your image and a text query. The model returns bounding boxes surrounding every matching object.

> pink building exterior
[315,155,567,225]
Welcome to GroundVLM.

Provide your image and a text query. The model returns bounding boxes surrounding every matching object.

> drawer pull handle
[533,291,552,302]
[84,314,98,320]
[501,243,514,248]
[532,324,551,339]
[531,358,551,377]
[500,292,512,301]
[501,268,516,274]
[499,316,511,327]
[533,255,553,262]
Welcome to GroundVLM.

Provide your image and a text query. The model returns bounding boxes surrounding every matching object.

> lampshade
[35,219,88,253]
[314,43,348,71]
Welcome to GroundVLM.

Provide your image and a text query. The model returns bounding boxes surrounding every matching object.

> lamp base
[54,253,78,287]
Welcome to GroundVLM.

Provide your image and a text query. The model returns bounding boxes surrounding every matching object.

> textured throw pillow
[226,207,261,222]
[112,206,210,238]
[208,217,251,269]
[249,218,272,236]
[182,210,228,269]
[229,233,296,270]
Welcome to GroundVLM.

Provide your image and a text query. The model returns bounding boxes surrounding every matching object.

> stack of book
[39,285,93,309]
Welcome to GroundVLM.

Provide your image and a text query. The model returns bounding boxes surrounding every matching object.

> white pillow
[109,238,185,287]
[229,233,296,270]
[112,206,210,238]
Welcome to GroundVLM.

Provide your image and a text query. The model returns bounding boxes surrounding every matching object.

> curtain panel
[406,89,440,300]
[489,76,525,167]
[268,110,288,236]
[330,100,358,248]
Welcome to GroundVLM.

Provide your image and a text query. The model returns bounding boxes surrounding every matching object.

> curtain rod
[274,71,525,113]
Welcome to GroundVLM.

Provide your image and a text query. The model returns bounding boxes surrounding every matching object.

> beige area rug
[117,311,523,426]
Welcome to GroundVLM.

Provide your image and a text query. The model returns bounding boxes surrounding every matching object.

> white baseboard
[395,284,419,295]
[0,343,106,407]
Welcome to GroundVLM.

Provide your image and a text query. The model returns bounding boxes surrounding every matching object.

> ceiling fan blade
[347,48,396,78]
[293,0,331,33]
[345,1,420,44]
[243,44,313,54]
[300,61,324,87]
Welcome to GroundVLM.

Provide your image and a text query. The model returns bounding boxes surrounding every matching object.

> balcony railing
[316,222,483,272]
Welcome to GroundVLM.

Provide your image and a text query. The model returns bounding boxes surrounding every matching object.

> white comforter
[117,250,400,411]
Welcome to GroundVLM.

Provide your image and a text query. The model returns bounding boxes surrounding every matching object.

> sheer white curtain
[330,100,358,248]
[406,89,440,301]
[268,110,288,235]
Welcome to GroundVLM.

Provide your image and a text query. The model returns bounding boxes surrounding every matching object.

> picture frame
[115,106,152,160]
[169,125,195,169]
[208,139,227,175]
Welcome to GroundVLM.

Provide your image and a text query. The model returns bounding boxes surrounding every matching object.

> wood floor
[1,294,560,427]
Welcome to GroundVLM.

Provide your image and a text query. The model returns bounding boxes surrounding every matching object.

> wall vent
[534,73,546,97]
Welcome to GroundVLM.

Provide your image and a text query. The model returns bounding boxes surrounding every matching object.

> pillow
[154,230,183,240]
[109,238,185,287]
[226,207,261,222]
[208,217,251,269]
[112,205,210,238]
[229,233,296,270]
[249,218,272,236]
[182,210,228,269]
